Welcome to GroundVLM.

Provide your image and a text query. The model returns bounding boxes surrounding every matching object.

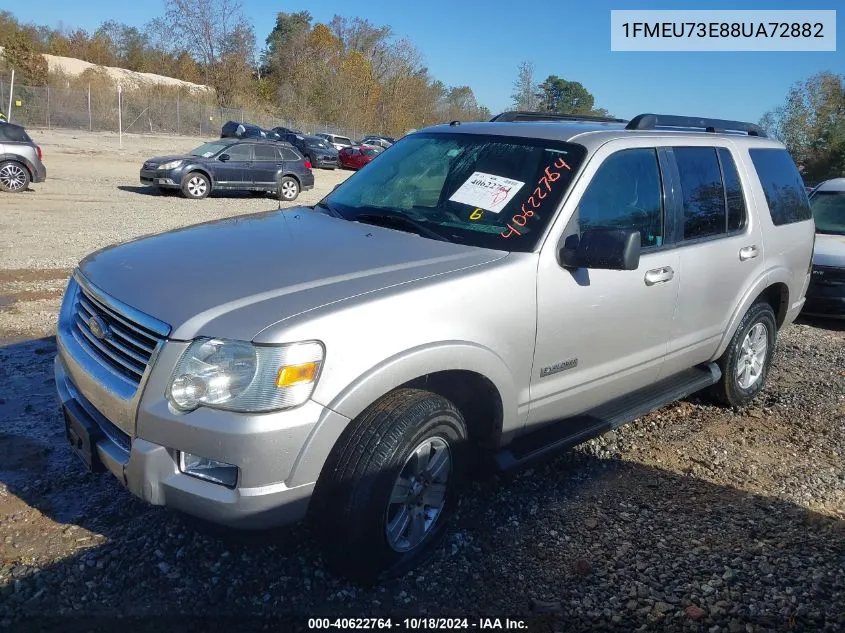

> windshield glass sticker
[449,172,525,213]
[501,158,572,239]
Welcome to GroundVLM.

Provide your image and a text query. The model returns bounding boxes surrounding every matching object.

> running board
[496,363,721,471]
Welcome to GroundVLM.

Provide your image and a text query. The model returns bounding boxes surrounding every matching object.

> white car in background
[315,133,354,152]
[804,177,845,318]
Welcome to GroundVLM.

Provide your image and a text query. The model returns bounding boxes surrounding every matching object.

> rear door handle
[644,266,674,286]
[739,245,759,261]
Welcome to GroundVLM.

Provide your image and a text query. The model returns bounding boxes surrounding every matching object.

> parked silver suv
[55,111,814,580]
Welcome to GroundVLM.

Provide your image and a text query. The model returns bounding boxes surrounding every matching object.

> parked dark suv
[220,121,281,141]
[139,138,314,200]
[289,134,339,169]
[0,121,47,192]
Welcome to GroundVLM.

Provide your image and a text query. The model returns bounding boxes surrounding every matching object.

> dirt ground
[0,128,350,342]
[0,129,843,632]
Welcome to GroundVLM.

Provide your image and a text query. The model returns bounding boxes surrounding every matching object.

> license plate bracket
[63,405,105,473]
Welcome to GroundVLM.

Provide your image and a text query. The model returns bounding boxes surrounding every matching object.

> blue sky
[10,0,844,123]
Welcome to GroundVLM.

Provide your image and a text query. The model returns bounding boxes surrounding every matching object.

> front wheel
[181,172,210,199]
[711,300,777,408]
[312,388,467,581]
[276,176,300,202]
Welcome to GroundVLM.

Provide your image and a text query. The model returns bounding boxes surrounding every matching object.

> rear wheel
[0,161,30,193]
[312,388,467,581]
[181,172,210,199]
[276,176,300,202]
[711,300,777,408]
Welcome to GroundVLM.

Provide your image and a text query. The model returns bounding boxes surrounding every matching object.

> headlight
[157,160,183,170]
[166,338,324,413]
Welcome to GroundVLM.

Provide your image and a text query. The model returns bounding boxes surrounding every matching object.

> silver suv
[0,121,46,192]
[55,111,814,580]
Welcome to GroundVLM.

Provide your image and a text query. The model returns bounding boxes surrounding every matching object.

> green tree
[761,72,845,184]
[1,32,48,84]
[538,75,595,114]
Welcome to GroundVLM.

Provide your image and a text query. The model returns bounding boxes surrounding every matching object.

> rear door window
[748,148,812,225]
[225,144,253,161]
[674,147,727,240]
[254,145,279,161]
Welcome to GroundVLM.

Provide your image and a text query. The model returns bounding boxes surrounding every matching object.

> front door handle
[644,266,674,286]
[739,245,759,261]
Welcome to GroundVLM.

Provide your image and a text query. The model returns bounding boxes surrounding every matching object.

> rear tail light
[36,145,43,161]
[303,160,312,169]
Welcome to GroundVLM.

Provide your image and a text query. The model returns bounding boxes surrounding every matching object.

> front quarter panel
[255,253,539,484]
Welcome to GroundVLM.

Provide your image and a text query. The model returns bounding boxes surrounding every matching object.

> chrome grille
[71,284,163,386]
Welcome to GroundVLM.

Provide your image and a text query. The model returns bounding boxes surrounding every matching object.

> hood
[78,209,507,340]
[813,232,845,268]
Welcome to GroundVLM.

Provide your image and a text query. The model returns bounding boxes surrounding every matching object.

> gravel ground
[1,130,844,633]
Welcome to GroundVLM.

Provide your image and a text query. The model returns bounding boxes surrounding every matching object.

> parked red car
[338,145,382,170]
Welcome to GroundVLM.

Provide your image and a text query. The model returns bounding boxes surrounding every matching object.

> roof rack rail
[490,111,628,124]
[625,113,767,137]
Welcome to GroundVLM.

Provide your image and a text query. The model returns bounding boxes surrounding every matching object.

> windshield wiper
[354,211,451,242]
[315,200,344,218]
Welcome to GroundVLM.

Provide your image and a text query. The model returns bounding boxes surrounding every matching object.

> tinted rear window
[675,147,726,240]
[748,148,812,226]
[0,124,31,142]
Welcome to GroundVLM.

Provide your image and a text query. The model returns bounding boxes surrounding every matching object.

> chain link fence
[0,79,362,141]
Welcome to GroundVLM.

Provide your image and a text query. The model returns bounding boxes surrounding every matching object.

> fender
[179,164,215,187]
[0,154,34,178]
[712,266,791,359]
[285,341,519,487]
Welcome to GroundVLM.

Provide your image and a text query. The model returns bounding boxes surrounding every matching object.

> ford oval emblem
[87,315,110,340]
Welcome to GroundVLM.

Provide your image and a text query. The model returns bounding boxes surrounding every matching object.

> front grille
[70,284,163,387]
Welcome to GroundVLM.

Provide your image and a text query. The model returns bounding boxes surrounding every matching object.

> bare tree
[511,61,539,111]
[163,0,255,106]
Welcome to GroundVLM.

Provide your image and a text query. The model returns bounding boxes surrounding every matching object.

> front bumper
[55,353,328,528]
[803,281,845,318]
[140,169,180,188]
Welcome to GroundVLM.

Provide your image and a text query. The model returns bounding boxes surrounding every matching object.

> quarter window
[280,148,301,161]
[748,148,812,226]
[577,148,664,248]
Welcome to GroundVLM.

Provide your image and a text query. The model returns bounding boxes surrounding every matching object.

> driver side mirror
[218,154,230,162]
[560,228,641,270]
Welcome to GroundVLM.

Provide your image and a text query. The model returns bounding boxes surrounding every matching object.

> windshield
[810,191,845,235]
[335,137,353,145]
[307,138,330,149]
[190,142,227,158]
[322,132,587,252]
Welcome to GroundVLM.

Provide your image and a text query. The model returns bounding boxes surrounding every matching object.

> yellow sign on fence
[14,99,21,107]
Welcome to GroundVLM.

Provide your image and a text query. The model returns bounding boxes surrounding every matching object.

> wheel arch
[286,342,516,488]
[181,167,214,188]
[713,269,791,359]
[0,156,33,180]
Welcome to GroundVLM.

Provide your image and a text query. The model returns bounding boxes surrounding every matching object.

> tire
[276,176,300,202]
[312,388,468,581]
[0,160,30,193]
[181,172,210,199]
[711,300,777,408]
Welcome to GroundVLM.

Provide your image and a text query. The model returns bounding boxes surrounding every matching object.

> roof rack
[626,113,767,137]
[490,111,628,124]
